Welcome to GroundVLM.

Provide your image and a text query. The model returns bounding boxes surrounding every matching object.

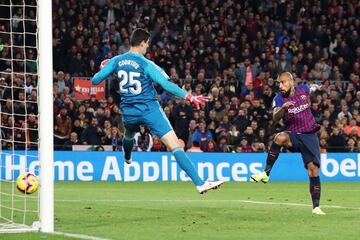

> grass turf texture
[1,182,359,240]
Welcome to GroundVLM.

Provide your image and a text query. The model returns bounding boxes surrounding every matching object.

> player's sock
[310,176,321,208]
[122,137,134,160]
[172,147,205,186]
[264,142,281,176]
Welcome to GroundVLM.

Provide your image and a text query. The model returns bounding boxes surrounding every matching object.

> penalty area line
[55,199,360,211]
[53,231,110,240]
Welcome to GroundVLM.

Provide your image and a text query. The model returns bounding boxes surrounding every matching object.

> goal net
[0,0,53,233]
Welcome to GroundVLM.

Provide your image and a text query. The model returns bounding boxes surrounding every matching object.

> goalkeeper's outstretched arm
[144,60,187,99]
[92,58,116,85]
[144,60,209,109]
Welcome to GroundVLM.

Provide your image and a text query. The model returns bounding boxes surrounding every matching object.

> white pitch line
[329,189,360,192]
[55,199,360,211]
[53,231,111,240]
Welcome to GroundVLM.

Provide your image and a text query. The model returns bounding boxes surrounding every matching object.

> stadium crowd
[0,0,359,152]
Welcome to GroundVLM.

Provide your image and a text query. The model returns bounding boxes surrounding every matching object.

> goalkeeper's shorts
[123,103,173,138]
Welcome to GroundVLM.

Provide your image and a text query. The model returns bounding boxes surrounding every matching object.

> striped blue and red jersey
[272,85,319,133]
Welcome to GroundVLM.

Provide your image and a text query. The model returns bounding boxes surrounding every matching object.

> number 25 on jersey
[118,70,142,95]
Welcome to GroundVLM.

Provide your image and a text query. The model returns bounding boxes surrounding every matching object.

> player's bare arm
[273,101,295,123]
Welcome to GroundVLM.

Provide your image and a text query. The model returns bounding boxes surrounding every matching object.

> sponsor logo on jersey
[288,103,309,114]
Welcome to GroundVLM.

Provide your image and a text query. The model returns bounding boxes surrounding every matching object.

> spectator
[243,126,256,145]
[81,117,103,145]
[235,58,260,95]
[319,138,328,153]
[239,137,253,153]
[172,99,193,142]
[102,126,122,151]
[55,71,66,93]
[192,121,213,151]
[186,141,203,153]
[134,126,153,152]
[327,127,346,152]
[63,132,80,150]
[204,140,219,152]
[233,109,250,133]
[311,102,323,123]
[118,37,130,54]
[95,145,105,151]
[54,107,72,149]
[344,119,360,137]
[337,105,353,120]
[151,136,165,152]
[227,125,241,146]
[251,138,266,152]
[185,120,197,150]
[258,128,268,146]
[217,136,231,153]
[2,0,359,152]
[277,54,292,73]
[347,138,357,152]
[205,110,219,126]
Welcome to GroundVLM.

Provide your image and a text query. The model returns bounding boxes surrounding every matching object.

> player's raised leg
[122,128,136,164]
[144,105,223,194]
[161,130,223,194]
[251,132,292,183]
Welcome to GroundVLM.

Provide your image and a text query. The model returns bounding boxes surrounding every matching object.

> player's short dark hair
[130,28,151,46]
[192,141,200,147]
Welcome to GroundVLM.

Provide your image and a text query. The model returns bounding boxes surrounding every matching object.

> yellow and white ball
[16,173,39,194]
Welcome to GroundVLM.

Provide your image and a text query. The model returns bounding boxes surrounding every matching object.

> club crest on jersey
[301,95,306,100]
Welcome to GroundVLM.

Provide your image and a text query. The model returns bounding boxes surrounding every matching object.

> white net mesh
[0,0,40,232]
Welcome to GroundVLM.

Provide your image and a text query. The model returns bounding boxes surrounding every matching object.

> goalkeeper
[92,28,223,194]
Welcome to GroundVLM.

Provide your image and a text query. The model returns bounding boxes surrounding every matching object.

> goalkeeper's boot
[196,181,224,194]
[123,151,132,164]
[251,171,269,183]
[312,207,326,215]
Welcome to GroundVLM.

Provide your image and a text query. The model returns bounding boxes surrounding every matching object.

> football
[16,173,39,194]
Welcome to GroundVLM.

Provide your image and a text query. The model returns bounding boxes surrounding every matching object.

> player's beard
[281,88,291,97]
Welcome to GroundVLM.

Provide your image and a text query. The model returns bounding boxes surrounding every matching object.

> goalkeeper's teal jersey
[92,52,186,116]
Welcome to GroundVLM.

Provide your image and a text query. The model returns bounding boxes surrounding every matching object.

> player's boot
[312,207,326,215]
[123,151,132,164]
[251,171,269,183]
[196,181,224,194]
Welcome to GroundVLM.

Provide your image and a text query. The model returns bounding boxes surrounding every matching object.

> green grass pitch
[1,181,359,240]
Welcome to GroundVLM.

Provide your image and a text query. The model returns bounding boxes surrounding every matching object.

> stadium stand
[1,0,359,152]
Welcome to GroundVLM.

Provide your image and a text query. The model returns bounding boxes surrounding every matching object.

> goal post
[0,0,53,233]
[38,0,54,233]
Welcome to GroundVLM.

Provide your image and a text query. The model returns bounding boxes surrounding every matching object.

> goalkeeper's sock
[172,147,205,186]
[310,176,321,208]
[122,137,134,160]
[264,142,281,176]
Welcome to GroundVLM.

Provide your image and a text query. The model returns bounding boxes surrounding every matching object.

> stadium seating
[1,0,359,152]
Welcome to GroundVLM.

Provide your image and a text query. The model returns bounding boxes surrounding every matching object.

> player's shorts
[287,131,321,169]
[122,101,173,138]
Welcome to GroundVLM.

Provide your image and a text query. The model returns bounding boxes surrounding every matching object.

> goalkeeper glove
[100,59,109,69]
[185,93,210,110]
